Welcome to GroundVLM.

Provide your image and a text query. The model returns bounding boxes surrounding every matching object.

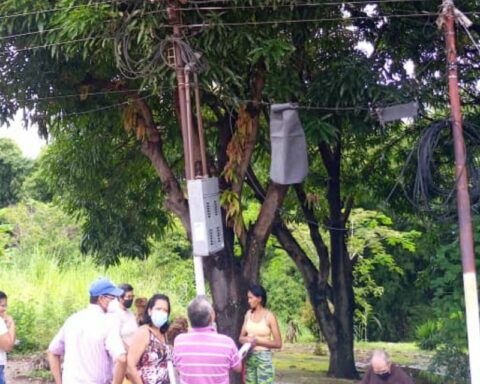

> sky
[0,112,46,159]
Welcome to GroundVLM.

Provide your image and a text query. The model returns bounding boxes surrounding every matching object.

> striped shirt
[173,326,241,384]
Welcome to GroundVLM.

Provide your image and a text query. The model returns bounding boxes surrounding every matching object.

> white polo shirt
[0,317,7,365]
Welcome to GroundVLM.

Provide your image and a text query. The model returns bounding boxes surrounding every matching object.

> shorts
[245,350,274,384]
[0,364,5,384]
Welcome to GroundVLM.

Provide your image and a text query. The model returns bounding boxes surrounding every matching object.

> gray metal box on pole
[187,177,224,256]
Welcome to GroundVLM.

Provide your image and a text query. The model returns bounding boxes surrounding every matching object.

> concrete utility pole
[441,2,480,382]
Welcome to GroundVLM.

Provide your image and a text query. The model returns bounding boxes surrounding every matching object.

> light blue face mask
[151,309,169,328]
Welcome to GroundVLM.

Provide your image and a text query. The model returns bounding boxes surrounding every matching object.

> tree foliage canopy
[1,0,480,378]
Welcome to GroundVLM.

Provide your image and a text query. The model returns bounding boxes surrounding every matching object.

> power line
[4,5,477,43]
[186,12,456,28]
[180,0,430,11]
[0,27,62,41]
[5,36,113,54]
[0,0,437,22]
[0,0,114,21]
[7,89,146,103]
[61,93,155,117]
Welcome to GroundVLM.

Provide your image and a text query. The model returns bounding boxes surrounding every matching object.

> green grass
[0,248,195,353]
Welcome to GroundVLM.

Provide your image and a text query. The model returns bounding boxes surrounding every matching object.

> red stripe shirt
[173,326,241,384]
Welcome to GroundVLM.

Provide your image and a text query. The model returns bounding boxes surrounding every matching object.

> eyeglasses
[102,295,116,300]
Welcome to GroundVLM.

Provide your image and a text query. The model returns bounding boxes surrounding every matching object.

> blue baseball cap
[89,278,124,297]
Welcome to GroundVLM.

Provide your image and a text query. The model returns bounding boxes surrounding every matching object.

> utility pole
[167,0,192,180]
[167,0,213,297]
[441,1,480,382]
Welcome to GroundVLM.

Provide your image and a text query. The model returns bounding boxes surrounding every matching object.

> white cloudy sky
[0,112,46,159]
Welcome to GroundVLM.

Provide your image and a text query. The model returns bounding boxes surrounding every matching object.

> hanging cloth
[269,103,308,185]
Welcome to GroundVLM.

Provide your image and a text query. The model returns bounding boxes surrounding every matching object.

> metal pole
[167,3,191,180]
[193,256,206,295]
[167,1,206,297]
[193,72,209,176]
[444,5,480,383]
[184,68,196,179]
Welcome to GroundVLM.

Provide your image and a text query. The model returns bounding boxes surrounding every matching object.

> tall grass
[0,247,195,352]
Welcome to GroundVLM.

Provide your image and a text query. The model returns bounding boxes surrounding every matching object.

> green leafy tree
[0,138,33,207]
[2,0,479,378]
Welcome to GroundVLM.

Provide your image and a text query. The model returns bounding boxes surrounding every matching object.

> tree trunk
[320,139,358,379]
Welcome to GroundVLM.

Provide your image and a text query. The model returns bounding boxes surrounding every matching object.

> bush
[429,343,469,383]
[415,320,440,350]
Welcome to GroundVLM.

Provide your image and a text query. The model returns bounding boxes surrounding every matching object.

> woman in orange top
[239,284,282,384]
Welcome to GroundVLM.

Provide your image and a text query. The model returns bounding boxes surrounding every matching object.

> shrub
[415,320,440,350]
[429,343,469,383]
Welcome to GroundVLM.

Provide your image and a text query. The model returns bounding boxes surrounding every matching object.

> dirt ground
[6,358,52,383]
[4,344,431,384]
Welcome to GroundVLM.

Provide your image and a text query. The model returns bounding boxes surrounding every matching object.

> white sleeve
[105,315,125,360]
[0,318,7,336]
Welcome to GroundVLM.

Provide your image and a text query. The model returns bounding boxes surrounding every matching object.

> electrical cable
[0,0,439,22]
[6,89,149,103]
[0,27,63,41]
[61,93,155,117]
[0,0,114,21]
[3,10,478,50]
[180,0,431,11]
[386,118,480,215]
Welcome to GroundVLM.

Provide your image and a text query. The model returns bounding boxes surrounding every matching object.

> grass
[271,341,436,383]
[0,248,195,353]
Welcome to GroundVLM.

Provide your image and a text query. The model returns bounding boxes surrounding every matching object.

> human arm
[105,314,127,384]
[229,339,242,373]
[0,315,15,352]
[126,326,150,384]
[254,312,282,349]
[48,325,66,384]
[238,311,256,345]
[112,353,127,384]
[47,351,63,384]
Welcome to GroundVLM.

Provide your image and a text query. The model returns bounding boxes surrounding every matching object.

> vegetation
[1,0,479,381]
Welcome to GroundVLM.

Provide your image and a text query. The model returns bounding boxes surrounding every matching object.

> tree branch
[294,184,330,286]
[242,182,288,282]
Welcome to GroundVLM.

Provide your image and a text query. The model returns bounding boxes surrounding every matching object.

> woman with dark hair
[239,284,282,384]
[127,294,171,384]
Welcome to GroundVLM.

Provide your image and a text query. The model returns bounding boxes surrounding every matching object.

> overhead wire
[179,0,431,11]
[1,5,473,41]
[0,0,114,21]
[0,0,441,22]
[61,93,156,117]
[1,9,477,48]
[7,89,147,103]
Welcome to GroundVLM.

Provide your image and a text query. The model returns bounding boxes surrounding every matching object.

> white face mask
[107,298,120,313]
[151,309,169,328]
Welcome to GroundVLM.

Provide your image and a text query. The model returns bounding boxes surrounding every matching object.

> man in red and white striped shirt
[173,297,242,384]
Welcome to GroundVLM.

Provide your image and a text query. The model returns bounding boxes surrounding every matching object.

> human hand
[4,314,14,328]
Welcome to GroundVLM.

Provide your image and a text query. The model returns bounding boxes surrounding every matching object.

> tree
[0,138,32,207]
[1,0,479,379]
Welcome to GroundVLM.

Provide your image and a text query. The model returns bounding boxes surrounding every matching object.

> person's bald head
[370,350,391,375]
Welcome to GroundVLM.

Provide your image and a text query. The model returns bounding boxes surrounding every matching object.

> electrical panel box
[187,177,224,256]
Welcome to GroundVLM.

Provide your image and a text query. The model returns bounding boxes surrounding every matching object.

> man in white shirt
[0,291,16,384]
[48,278,126,384]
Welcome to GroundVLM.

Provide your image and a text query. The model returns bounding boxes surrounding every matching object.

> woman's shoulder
[244,309,255,319]
[136,324,151,336]
[264,309,277,322]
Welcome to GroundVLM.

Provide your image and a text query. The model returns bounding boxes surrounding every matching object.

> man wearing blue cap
[47,278,127,384]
